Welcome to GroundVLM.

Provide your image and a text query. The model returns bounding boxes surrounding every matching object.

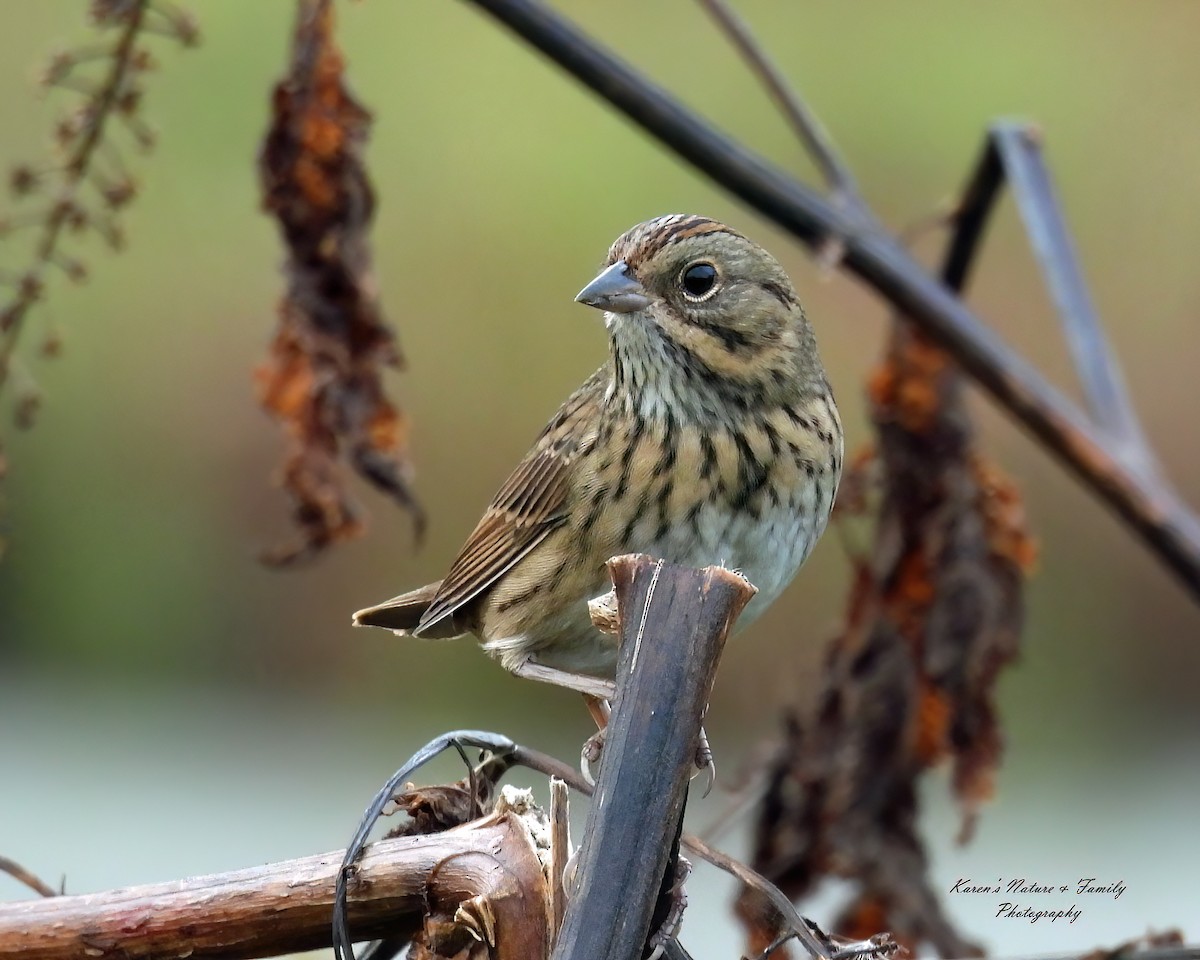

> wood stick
[550,555,755,960]
[0,813,547,960]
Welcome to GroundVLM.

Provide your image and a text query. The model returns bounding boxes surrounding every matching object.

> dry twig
[694,0,863,213]
[461,0,1200,602]
[0,857,57,899]
[0,0,196,549]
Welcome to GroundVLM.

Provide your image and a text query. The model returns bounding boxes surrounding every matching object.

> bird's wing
[415,371,604,636]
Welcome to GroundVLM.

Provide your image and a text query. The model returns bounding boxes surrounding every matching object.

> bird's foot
[580,724,715,794]
[692,726,716,798]
[645,856,692,960]
[580,726,606,786]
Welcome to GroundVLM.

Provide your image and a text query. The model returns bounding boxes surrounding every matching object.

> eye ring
[680,261,719,301]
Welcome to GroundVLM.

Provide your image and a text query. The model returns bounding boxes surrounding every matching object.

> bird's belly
[641,495,825,629]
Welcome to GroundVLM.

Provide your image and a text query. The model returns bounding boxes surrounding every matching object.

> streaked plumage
[354,214,843,680]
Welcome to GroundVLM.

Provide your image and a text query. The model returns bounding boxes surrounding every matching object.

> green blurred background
[1,2,1198,954]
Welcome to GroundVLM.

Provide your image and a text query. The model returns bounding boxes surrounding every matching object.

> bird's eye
[680,262,718,301]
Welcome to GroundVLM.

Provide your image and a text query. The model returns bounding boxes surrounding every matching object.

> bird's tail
[351,580,466,639]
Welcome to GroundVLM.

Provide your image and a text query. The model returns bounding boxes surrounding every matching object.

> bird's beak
[575,260,652,314]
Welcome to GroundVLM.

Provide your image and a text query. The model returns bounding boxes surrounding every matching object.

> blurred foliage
[0,0,1198,761]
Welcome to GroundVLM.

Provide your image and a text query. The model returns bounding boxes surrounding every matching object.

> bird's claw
[580,727,606,786]
[691,727,716,797]
[581,723,714,796]
[645,856,692,959]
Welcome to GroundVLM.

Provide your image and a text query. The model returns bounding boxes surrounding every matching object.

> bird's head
[576,214,825,419]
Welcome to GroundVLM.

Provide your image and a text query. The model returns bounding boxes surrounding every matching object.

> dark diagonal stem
[462,0,1200,602]
[694,0,863,210]
[988,123,1155,467]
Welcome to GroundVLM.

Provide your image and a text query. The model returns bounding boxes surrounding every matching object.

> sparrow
[353,214,842,697]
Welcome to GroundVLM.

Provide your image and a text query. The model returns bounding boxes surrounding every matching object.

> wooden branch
[0,812,547,960]
[551,555,755,960]
[0,729,891,960]
[461,0,1200,602]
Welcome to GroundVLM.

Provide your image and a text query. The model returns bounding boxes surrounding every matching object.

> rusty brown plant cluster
[737,321,1037,958]
[256,0,423,565]
[0,0,196,553]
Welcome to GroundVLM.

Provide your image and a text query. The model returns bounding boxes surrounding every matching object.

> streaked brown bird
[354,214,842,697]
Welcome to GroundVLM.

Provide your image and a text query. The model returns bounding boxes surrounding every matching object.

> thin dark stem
[684,834,838,960]
[988,122,1154,466]
[460,0,1200,603]
[947,123,1156,477]
[694,0,863,210]
[0,856,57,898]
[0,0,150,388]
[332,729,518,960]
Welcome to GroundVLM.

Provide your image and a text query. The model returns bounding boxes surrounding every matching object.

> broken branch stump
[552,555,756,960]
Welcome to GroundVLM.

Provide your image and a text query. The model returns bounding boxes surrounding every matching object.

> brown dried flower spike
[256,0,423,566]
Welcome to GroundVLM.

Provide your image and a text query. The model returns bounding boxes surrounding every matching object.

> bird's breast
[598,403,841,625]
[480,399,842,677]
[639,480,829,627]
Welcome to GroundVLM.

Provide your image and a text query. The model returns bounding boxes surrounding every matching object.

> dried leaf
[256,0,422,566]
[391,767,525,960]
[739,322,1035,956]
[385,783,482,839]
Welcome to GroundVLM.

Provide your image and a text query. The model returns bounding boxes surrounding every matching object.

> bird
[353,214,842,699]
